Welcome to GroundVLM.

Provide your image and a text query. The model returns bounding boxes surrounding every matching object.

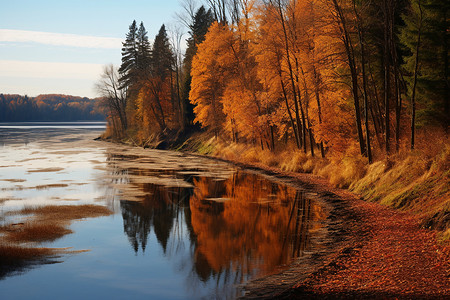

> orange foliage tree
[187,0,371,158]
[100,0,447,161]
[189,22,231,137]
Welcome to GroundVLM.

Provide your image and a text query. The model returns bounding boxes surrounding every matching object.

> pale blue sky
[0,0,187,97]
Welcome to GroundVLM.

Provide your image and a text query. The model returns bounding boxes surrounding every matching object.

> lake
[0,123,326,299]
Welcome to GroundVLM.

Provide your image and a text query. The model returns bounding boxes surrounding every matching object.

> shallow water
[0,123,325,299]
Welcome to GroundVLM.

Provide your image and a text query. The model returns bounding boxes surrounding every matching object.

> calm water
[0,123,325,299]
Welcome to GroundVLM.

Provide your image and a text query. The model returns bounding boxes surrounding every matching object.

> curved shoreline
[98,140,368,297]
[185,153,450,299]
[98,138,450,298]
[185,154,367,298]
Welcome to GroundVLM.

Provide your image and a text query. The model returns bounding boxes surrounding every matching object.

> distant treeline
[0,94,105,122]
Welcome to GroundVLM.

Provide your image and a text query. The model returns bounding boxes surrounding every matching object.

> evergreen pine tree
[151,24,174,79]
[182,6,214,125]
[119,20,139,90]
[184,6,214,73]
[136,22,152,76]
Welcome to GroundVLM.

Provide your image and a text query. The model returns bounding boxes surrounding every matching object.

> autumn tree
[135,25,177,135]
[257,1,305,152]
[98,0,448,158]
[254,3,299,149]
[189,22,229,137]
[325,0,367,157]
[254,0,330,155]
[209,2,272,147]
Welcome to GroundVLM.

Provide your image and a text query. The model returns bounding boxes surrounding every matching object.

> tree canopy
[98,0,448,160]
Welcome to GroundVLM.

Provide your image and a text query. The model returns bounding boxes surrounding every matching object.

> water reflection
[121,185,192,253]
[0,125,326,299]
[189,175,319,281]
[109,153,325,296]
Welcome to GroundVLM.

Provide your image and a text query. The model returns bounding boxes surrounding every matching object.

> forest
[98,0,448,238]
[0,94,105,122]
[101,0,448,157]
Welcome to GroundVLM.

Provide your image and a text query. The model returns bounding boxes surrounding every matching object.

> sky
[0,0,186,98]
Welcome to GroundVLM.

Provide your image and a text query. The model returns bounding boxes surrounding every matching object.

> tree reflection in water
[120,183,193,253]
[189,174,323,285]
[108,153,325,296]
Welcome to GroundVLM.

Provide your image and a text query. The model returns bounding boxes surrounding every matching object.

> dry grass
[206,130,449,240]
[27,167,64,173]
[6,222,73,243]
[0,243,55,265]
[0,204,112,277]
[17,204,113,221]
[349,137,450,237]
[35,184,69,190]
[439,228,450,243]
[0,179,26,183]
[316,147,368,189]
[279,149,311,172]
[211,138,369,188]
[0,243,88,278]
[0,204,112,272]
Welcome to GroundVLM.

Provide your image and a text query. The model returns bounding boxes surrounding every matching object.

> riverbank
[171,133,450,298]
[240,165,450,298]
[103,131,450,297]
[189,151,450,298]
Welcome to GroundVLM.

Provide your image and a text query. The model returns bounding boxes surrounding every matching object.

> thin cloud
[0,29,122,49]
[0,60,104,80]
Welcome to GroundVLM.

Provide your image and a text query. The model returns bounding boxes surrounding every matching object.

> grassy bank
[177,131,450,242]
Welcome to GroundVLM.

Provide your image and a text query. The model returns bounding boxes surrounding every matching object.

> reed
[0,242,56,276]
[6,222,72,243]
[0,204,112,245]
[18,204,113,221]
[0,243,54,264]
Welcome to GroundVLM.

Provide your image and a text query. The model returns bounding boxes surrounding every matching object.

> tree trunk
[313,69,325,158]
[384,0,391,155]
[394,66,401,152]
[280,74,300,149]
[411,0,423,150]
[309,126,315,157]
[353,0,372,163]
[270,125,275,151]
[443,4,449,132]
[296,83,307,154]
[390,8,401,153]
[332,0,366,156]
[275,0,304,151]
